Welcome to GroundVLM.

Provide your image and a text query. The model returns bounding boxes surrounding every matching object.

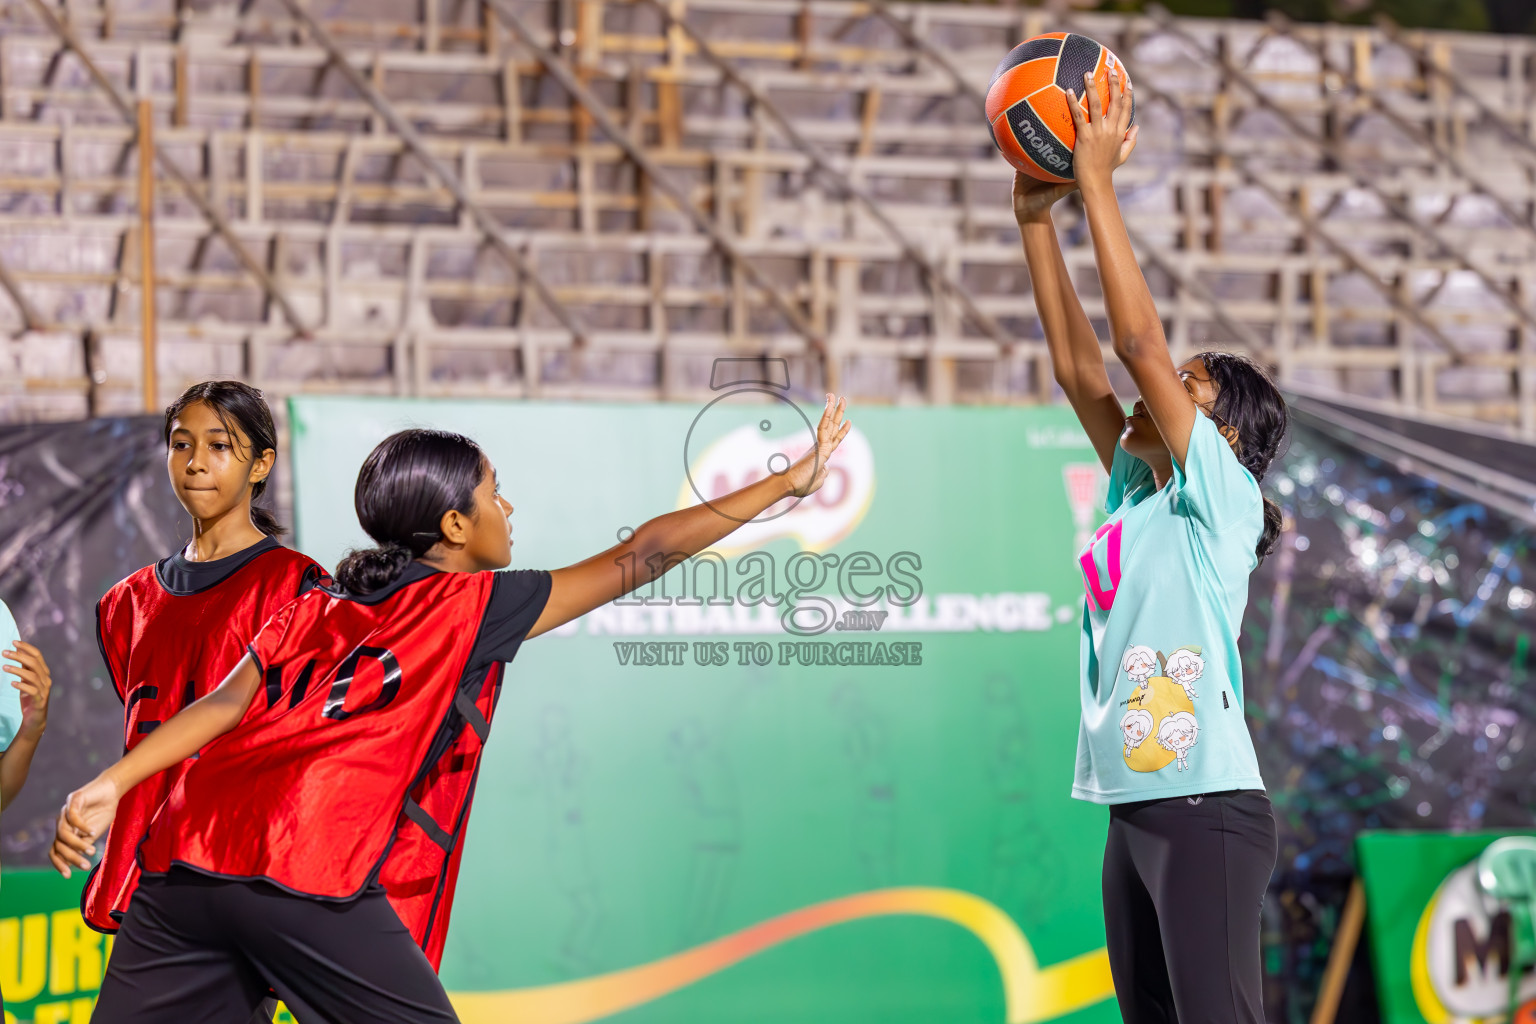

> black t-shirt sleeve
[478,569,554,663]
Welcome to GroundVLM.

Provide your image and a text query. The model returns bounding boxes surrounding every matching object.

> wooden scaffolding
[0,0,1534,434]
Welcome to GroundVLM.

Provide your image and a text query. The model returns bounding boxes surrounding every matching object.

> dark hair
[1198,351,1290,565]
[334,429,487,595]
[164,380,285,536]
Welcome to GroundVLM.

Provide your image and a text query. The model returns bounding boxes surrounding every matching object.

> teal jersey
[1073,412,1267,803]
[0,599,24,753]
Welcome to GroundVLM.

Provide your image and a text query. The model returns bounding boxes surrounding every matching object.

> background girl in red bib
[84,380,327,944]
[53,396,852,1024]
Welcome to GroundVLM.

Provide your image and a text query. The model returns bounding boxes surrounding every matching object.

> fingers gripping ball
[986,32,1135,182]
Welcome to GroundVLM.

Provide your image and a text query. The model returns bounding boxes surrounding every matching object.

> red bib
[84,540,325,933]
[138,567,540,970]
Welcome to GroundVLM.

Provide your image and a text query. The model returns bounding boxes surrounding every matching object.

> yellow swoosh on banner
[449,887,1114,1024]
[1409,884,1452,1024]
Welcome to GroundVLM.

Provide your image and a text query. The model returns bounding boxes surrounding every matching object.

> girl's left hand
[786,394,852,498]
[2,641,51,739]
[1012,172,1079,225]
[1067,69,1138,190]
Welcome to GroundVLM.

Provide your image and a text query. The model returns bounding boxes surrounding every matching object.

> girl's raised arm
[1015,174,1126,473]
[1069,70,1197,470]
[523,394,852,640]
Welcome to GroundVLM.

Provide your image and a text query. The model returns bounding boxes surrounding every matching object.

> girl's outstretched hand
[786,394,852,498]
[49,776,119,878]
[1012,172,1078,225]
[1067,69,1138,190]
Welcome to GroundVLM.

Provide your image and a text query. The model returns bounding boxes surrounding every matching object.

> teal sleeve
[1103,440,1154,514]
[0,601,24,751]
[1171,414,1263,532]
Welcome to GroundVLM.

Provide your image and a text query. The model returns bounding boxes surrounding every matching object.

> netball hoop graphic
[1062,463,1105,551]
[683,358,818,525]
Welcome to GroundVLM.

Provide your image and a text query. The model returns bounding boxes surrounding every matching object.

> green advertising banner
[0,869,307,1024]
[0,871,109,1024]
[1357,830,1536,1024]
[287,393,1119,1024]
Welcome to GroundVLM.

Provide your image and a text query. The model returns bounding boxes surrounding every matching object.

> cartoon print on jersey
[1118,644,1203,774]
[1121,645,1157,685]
[1164,645,1204,700]
[1120,709,1153,758]
[1156,711,1199,771]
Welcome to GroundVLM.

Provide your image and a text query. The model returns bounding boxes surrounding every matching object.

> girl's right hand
[1067,69,1138,191]
[1012,172,1078,225]
[49,775,119,878]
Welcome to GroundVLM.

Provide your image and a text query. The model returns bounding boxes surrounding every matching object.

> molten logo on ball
[985,31,1135,183]
[1013,117,1070,172]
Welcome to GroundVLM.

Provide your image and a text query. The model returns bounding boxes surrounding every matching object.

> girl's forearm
[1019,209,1127,469]
[0,731,40,810]
[98,684,251,798]
[528,440,824,641]
[1077,177,1166,357]
[632,472,791,583]
[1018,216,1113,394]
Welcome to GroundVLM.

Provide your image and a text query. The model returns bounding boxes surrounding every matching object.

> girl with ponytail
[82,380,327,1019]
[53,397,853,1023]
[1013,69,1288,1024]
[331,427,493,596]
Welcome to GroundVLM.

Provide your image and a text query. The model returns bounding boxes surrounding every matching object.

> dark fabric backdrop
[0,415,189,864]
[1245,421,1536,1023]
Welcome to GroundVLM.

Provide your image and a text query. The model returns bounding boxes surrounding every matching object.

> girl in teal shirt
[0,599,52,832]
[1014,71,1289,1024]
[0,596,55,1019]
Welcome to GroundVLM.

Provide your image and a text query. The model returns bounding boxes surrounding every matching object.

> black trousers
[1102,790,1278,1024]
[92,868,459,1024]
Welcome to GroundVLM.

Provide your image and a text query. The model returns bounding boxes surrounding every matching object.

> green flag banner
[281,395,1119,1024]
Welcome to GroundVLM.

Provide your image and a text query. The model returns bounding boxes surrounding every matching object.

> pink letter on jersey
[1080,520,1122,612]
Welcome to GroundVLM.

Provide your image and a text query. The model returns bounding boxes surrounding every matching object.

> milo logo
[1412,860,1536,1020]
[676,420,874,559]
